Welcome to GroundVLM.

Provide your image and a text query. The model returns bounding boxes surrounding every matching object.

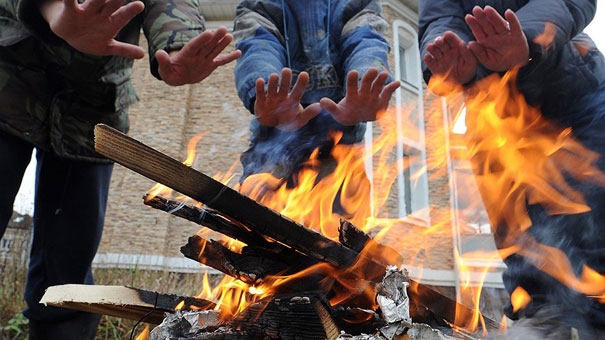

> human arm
[38,0,145,59]
[325,0,399,124]
[233,0,318,128]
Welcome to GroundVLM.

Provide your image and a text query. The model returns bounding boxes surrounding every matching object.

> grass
[0,260,212,340]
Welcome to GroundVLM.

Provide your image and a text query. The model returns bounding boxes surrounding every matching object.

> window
[365,20,429,223]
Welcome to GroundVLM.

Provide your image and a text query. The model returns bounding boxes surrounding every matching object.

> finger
[465,14,486,40]
[179,30,214,58]
[371,71,390,94]
[299,103,322,125]
[106,41,145,59]
[101,0,131,17]
[319,97,340,117]
[471,6,495,35]
[346,70,359,95]
[483,5,510,35]
[442,31,466,52]
[423,53,447,75]
[202,29,235,60]
[426,44,444,60]
[427,36,447,59]
[255,77,267,103]
[467,41,488,63]
[81,0,106,12]
[279,68,292,95]
[212,49,242,66]
[266,73,279,95]
[289,71,309,102]
[109,1,145,30]
[379,80,400,101]
[359,68,378,94]
[504,9,522,36]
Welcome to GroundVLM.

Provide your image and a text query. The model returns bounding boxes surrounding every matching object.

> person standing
[232,0,400,200]
[419,1,605,338]
[0,0,240,338]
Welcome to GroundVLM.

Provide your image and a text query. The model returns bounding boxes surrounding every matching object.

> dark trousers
[496,87,605,331]
[0,131,112,324]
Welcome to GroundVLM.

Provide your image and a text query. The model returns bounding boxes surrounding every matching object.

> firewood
[180,235,292,284]
[338,219,404,267]
[146,195,318,272]
[39,284,215,324]
[144,195,270,248]
[93,124,502,332]
[94,124,361,268]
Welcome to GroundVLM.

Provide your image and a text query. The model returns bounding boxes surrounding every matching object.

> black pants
[0,131,112,324]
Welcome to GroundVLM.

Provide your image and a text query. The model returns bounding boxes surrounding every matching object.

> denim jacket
[233,0,393,181]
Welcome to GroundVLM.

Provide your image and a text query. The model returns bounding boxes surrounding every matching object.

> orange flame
[143,21,605,335]
[134,325,149,340]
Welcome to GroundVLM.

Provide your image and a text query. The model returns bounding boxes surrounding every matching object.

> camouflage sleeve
[10,0,63,43]
[141,0,205,78]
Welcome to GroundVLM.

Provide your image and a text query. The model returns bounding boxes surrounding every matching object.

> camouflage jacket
[0,0,205,162]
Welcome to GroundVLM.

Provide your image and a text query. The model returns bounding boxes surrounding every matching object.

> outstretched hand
[320,68,400,125]
[156,27,242,86]
[253,68,322,131]
[423,31,478,88]
[40,0,146,59]
[465,6,530,71]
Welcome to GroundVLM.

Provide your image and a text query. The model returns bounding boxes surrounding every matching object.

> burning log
[180,235,297,284]
[94,124,360,269]
[93,124,502,333]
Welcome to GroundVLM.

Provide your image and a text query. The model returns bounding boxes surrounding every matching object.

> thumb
[319,97,339,115]
[300,102,322,123]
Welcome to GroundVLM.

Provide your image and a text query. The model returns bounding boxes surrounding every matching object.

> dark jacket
[418,0,605,118]
[233,0,393,181]
[0,0,205,162]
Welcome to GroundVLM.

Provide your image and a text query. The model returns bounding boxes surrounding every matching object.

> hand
[253,68,322,131]
[423,31,478,87]
[465,6,530,71]
[40,0,145,59]
[320,68,400,125]
[156,27,242,86]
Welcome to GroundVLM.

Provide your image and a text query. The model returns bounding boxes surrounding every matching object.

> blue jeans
[0,130,112,323]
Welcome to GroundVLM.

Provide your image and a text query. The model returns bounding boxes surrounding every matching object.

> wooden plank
[40,284,215,324]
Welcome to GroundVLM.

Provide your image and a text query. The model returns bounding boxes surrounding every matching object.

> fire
[133,325,149,340]
[419,22,605,334]
[142,26,605,336]
[510,287,531,313]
